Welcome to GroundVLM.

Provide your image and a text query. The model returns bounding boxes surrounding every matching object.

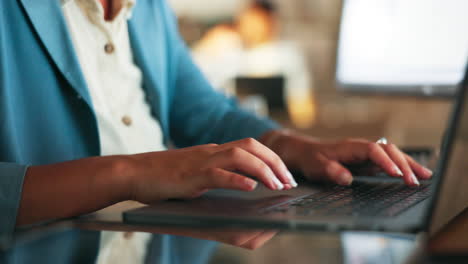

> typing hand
[261,130,433,187]
[125,138,298,204]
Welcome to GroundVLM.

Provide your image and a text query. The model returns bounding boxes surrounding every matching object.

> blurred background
[166,0,467,263]
[167,0,461,148]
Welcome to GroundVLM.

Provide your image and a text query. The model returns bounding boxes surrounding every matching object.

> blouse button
[122,115,132,126]
[104,42,115,54]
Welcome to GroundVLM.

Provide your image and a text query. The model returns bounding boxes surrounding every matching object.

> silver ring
[376,137,388,145]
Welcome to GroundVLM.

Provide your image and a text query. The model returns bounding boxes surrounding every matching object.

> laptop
[124,64,468,236]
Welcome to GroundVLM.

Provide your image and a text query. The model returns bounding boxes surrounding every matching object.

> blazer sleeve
[169,41,280,147]
[0,163,28,238]
[167,21,280,147]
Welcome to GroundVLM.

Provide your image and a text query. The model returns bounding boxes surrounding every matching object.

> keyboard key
[262,182,431,217]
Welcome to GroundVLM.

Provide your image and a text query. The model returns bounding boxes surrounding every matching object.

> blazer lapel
[19,0,93,107]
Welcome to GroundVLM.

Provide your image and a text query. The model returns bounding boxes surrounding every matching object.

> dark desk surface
[5,201,468,264]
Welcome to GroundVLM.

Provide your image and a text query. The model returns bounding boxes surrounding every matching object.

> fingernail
[245,179,258,190]
[394,166,404,177]
[338,172,353,186]
[268,170,284,190]
[327,163,352,186]
[411,173,420,186]
[286,171,298,187]
[273,177,284,190]
[424,167,433,177]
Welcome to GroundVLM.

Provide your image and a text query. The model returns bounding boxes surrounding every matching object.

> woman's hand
[125,138,298,204]
[261,130,433,187]
[18,131,432,227]
[18,138,296,226]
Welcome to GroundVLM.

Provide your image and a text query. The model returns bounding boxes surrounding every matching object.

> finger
[381,144,419,186]
[218,138,297,187]
[308,153,353,185]
[366,143,404,178]
[405,154,433,180]
[240,230,278,250]
[222,230,264,248]
[213,148,284,190]
[202,168,258,191]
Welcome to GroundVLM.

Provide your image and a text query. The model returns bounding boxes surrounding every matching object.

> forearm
[16,155,133,226]
[259,129,319,170]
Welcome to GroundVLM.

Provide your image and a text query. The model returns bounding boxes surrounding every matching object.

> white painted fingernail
[394,166,404,177]
[286,171,298,187]
[273,177,284,190]
[424,167,433,176]
[244,179,258,190]
[411,173,420,186]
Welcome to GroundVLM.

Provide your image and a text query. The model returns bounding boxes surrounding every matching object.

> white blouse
[62,0,163,263]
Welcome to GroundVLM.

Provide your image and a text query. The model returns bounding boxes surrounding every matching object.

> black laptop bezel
[421,63,468,231]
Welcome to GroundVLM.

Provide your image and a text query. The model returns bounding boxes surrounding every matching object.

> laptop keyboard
[262,181,431,217]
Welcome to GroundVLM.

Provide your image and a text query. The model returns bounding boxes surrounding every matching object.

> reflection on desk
[2,201,468,264]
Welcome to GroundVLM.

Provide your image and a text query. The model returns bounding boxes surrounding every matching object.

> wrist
[260,129,320,169]
[260,129,287,149]
[104,155,138,202]
[260,129,296,167]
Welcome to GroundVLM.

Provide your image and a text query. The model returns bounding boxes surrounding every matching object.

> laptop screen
[336,0,468,97]
[428,65,468,234]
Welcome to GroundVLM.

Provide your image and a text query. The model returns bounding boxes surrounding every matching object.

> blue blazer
[0,0,278,262]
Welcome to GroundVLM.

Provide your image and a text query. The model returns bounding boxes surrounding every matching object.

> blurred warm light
[193,25,241,56]
[190,0,315,128]
[287,96,317,129]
